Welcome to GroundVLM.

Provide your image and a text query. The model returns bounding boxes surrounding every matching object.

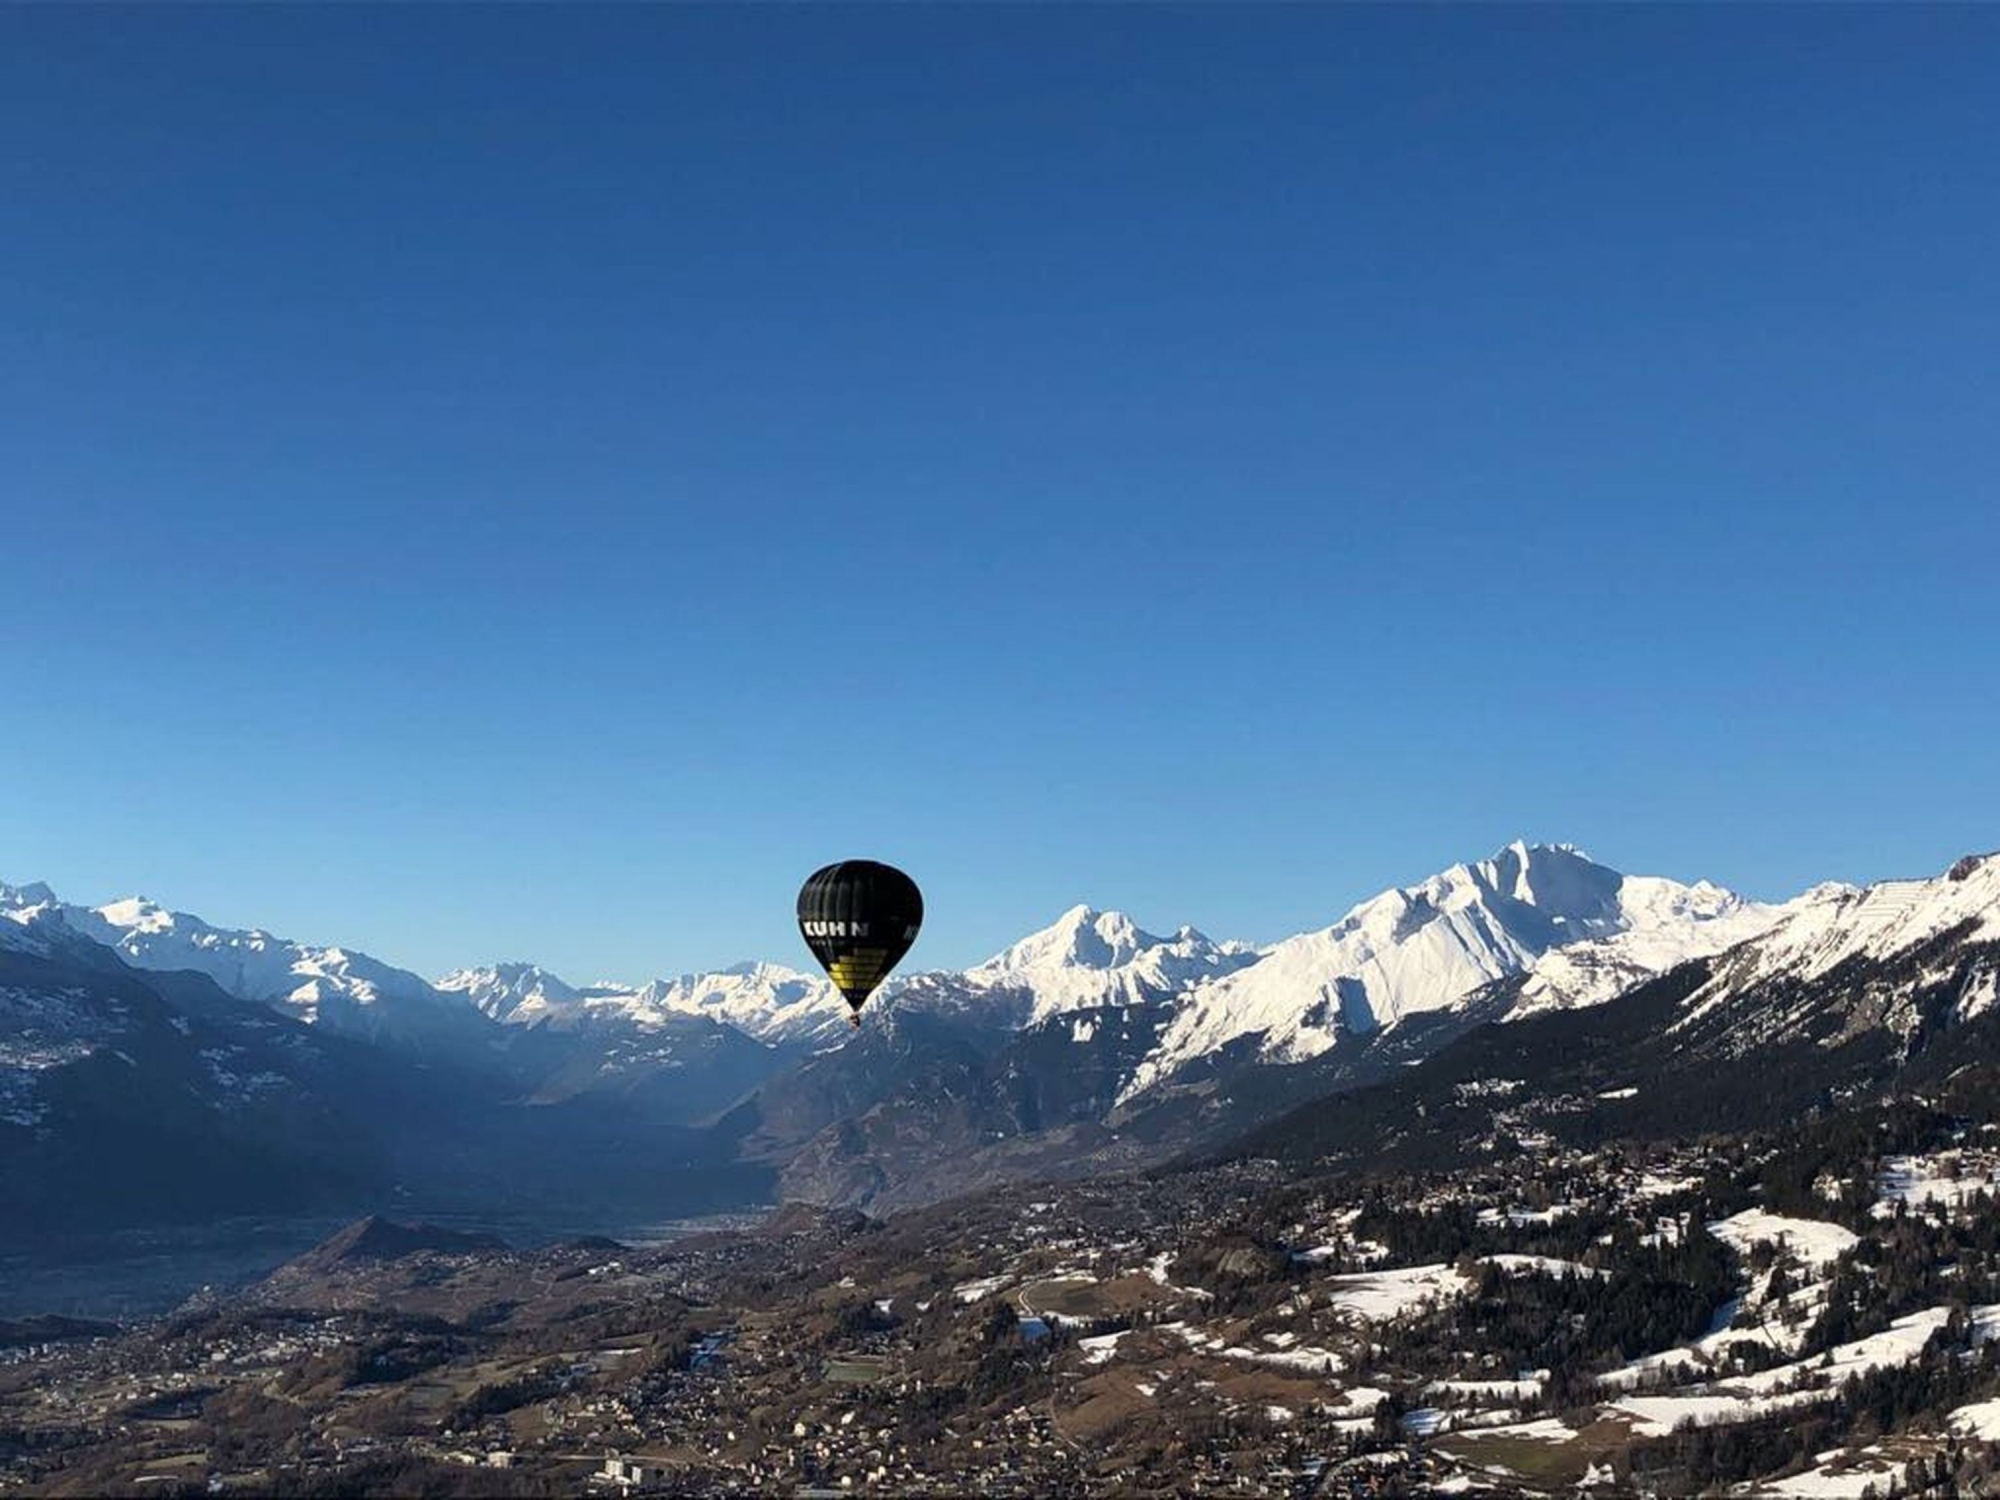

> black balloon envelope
[796,860,923,1025]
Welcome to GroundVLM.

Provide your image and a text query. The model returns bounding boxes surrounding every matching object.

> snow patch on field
[1163,1322,1347,1376]
[1322,1263,1472,1322]
[1473,1417,1578,1443]
[1135,1249,1211,1299]
[1609,1306,1963,1436]
[1402,1407,1449,1437]
[1762,1459,1911,1498]
[1614,1393,1779,1436]
[953,1275,1011,1304]
[1707,1210,1857,1270]
[1875,1153,2000,1217]
[1948,1397,2000,1440]
[1079,1331,1127,1365]
[1597,1346,1705,1392]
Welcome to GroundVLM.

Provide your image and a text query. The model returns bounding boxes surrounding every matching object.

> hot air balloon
[796,860,923,1027]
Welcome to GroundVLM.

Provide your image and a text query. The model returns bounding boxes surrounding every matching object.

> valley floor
[8,1100,2000,1497]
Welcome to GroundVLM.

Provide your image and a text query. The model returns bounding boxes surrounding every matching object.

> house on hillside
[598,1452,669,1491]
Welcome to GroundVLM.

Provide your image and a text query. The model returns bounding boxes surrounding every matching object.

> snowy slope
[0,882,83,961]
[1679,852,2000,1029]
[438,959,850,1045]
[560,908,1253,1045]
[1,880,850,1053]
[0,884,477,1043]
[1505,878,1799,1018]
[925,906,1260,1026]
[435,963,583,1024]
[610,963,850,1044]
[1123,843,1765,1098]
[20,840,1923,1100]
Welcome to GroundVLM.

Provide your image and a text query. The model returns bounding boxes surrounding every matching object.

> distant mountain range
[5,842,1996,1235]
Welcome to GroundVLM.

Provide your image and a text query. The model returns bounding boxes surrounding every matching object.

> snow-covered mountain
[0,883,482,1047]
[613,963,852,1044]
[14,843,1998,1223]
[434,906,1263,1052]
[434,962,584,1025]
[875,906,1261,1031]
[0,882,103,964]
[1242,849,2000,1183]
[1504,876,1802,1019]
[439,960,852,1047]
[1121,842,1783,1099]
[1677,852,2000,1039]
[0,883,850,1058]
[5,843,1790,1093]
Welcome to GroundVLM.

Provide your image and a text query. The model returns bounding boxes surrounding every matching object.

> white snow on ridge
[951,905,1260,1026]
[16,843,1987,1084]
[1508,878,1793,1019]
[8,889,463,1035]
[590,963,849,1044]
[442,959,853,1045]
[0,884,70,959]
[1,881,853,1047]
[1122,843,1773,1097]
[435,963,583,1024]
[1683,855,2000,1024]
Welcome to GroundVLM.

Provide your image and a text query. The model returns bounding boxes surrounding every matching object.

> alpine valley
[6,842,1997,1250]
[8,842,2000,1496]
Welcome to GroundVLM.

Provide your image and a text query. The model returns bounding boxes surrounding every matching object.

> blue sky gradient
[4,6,1995,979]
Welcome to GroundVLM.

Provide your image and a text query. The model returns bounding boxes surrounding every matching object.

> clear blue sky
[4,6,1995,982]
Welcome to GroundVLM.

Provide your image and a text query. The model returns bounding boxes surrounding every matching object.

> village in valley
[8,1090,2000,1500]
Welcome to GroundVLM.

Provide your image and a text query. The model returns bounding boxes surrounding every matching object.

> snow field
[1322,1263,1474,1322]
[1874,1153,2000,1218]
[951,1275,1010,1304]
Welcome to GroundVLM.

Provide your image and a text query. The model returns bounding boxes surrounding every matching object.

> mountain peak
[976,905,1150,975]
[0,880,57,909]
[435,963,581,1022]
[919,904,1259,1029]
[1122,843,1757,1099]
[95,895,179,934]
[1463,841,1626,925]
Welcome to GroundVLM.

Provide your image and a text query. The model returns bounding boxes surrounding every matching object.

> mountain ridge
[2,844,1810,1107]
[7,843,1999,1237]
